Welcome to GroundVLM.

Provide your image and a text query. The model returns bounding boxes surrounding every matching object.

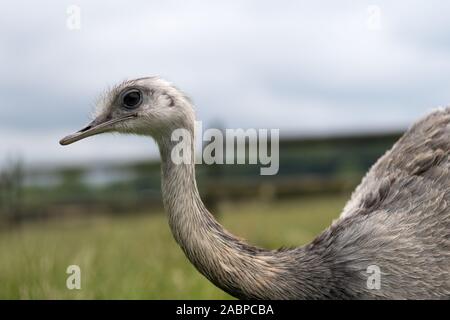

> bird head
[59,77,195,145]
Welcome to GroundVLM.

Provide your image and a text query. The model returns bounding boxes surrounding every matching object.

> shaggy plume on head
[60,76,194,145]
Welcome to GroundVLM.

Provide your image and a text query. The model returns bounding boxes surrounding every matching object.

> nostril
[79,125,92,133]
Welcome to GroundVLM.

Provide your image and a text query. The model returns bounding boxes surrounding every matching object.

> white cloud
[1,0,450,167]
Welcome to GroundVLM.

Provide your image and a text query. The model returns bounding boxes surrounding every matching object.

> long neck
[157,132,329,299]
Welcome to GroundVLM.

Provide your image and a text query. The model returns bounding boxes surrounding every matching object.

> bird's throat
[156,136,317,299]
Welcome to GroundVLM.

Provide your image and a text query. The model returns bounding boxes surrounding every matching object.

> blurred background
[1,0,450,299]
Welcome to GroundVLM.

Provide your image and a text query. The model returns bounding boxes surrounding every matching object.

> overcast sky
[1,0,450,168]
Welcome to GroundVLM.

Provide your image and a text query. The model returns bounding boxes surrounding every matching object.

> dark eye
[122,89,142,109]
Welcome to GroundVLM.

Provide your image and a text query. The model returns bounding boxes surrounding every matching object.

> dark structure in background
[0,159,24,224]
[0,132,402,225]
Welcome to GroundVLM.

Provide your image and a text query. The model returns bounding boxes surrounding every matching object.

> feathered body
[60,77,450,299]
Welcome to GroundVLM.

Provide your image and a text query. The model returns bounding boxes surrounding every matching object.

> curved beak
[59,114,137,146]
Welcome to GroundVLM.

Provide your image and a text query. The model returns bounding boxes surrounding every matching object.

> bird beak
[59,114,137,146]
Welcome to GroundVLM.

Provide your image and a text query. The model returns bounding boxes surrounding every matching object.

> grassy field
[0,195,347,299]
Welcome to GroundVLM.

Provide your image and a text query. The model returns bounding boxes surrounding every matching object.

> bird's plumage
[317,107,450,298]
[60,77,450,299]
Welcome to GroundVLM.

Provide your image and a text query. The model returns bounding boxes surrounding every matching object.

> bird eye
[122,89,142,109]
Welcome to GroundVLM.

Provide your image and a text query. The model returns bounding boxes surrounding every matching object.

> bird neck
[156,133,328,299]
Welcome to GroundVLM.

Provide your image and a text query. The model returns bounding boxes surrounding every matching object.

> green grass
[0,195,347,299]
